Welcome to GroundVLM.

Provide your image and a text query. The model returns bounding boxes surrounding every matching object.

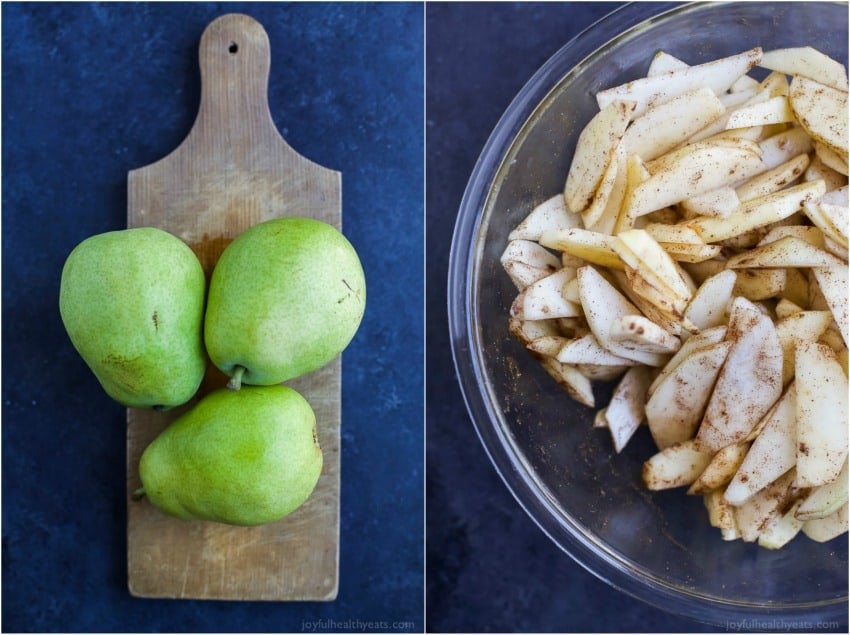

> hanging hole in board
[229,41,239,54]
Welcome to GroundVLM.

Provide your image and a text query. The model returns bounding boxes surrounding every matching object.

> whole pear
[59,227,206,409]
[136,385,323,525]
[204,217,366,387]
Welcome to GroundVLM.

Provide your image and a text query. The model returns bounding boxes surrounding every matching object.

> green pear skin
[204,217,366,386]
[59,227,206,409]
[137,385,323,526]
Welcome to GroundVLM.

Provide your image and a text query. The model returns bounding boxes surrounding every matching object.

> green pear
[135,385,323,525]
[59,227,206,409]
[204,217,366,387]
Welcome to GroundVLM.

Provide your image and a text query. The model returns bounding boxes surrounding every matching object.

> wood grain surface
[126,13,340,601]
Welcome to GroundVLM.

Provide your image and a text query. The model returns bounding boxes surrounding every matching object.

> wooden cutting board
[125,13,340,601]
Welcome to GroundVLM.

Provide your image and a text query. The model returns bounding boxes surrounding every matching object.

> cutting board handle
[193,13,281,144]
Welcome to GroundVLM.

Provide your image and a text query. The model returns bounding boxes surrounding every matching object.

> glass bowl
[448,1,849,628]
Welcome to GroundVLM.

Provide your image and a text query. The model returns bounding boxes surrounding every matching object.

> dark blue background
[2,2,423,632]
[425,3,722,632]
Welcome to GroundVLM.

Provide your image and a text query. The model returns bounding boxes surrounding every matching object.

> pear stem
[132,487,146,501]
[227,365,246,391]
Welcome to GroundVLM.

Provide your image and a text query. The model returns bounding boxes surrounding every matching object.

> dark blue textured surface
[2,2,423,632]
[425,3,720,632]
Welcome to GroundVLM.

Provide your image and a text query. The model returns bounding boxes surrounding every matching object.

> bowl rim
[447,1,849,627]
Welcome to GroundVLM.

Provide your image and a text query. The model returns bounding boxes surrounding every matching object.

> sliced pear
[646,50,689,76]
[789,75,849,157]
[642,438,714,490]
[582,141,626,229]
[576,265,669,366]
[794,341,849,487]
[726,235,835,269]
[735,153,809,202]
[802,502,849,542]
[688,440,749,496]
[683,269,736,332]
[659,242,723,263]
[805,152,848,190]
[646,340,732,450]
[814,141,849,177]
[811,260,849,347]
[759,127,814,169]
[724,384,797,505]
[509,194,581,242]
[555,332,637,367]
[629,144,765,217]
[647,325,728,396]
[539,228,623,270]
[680,186,740,218]
[621,87,725,161]
[696,297,783,453]
[609,315,680,355]
[606,366,652,453]
[564,100,636,214]
[760,46,849,91]
[596,47,762,117]
[725,95,795,129]
[732,268,786,301]
[501,239,561,290]
[804,200,849,248]
[511,267,581,321]
[688,179,826,243]
[758,500,805,549]
[796,461,848,521]
[732,468,797,542]
[526,335,569,359]
[539,357,595,408]
[704,489,738,531]
[508,316,560,347]
[775,310,834,384]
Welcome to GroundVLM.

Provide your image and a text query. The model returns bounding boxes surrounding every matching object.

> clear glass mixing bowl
[448,1,849,628]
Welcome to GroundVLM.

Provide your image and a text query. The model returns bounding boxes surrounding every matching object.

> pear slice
[609,315,681,355]
[508,194,580,242]
[802,503,849,542]
[704,489,737,531]
[688,179,826,243]
[642,439,714,490]
[794,341,849,487]
[758,500,805,550]
[606,366,653,453]
[526,335,569,359]
[789,75,849,157]
[760,46,849,91]
[688,441,749,496]
[596,47,762,117]
[576,265,669,366]
[696,297,783,453]
[683,269,736,332]
[736,153,810,202]
[539,357,595,408]
[732,468,798,542]
[647,325,728,396]
[620,87,725,161]
[564,100,636,214]
[775,310,834,385]
[724,384,797,505]
[646,340,732,450]
[555,332,637,367]
[511,267,580,321]
[501,239,561,290]
[540,228,624,270]
[726,235,838,268]
[796,461,849,521]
